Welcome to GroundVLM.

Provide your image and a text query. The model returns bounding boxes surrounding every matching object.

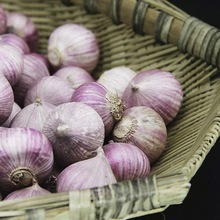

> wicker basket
[1,0,220,219]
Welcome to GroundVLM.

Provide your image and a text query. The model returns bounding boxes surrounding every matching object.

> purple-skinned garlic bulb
[0,127,54,194]
[71,82,124,136]
[97,66,137,98]
[112,106,167,163]
[122,69,183,124]
[0,44,24,86]
[56,148,117,192]
[2,102,21,127]
[4,183,51,200]
[103,142,151,182]
[24,76,73,107]
[13,53,50,107]
[10,100,56,132]
[47,24,99,73]
[54,66,95,90]
[42,102,105,168]
[0,34,30,54]
[6,12,38,52]
[0,74,14,125]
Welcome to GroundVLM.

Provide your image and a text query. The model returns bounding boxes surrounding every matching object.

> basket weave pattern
[1,0,220,219]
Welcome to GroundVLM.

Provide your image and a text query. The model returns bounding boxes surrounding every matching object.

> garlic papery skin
[54,66,95,90]
[10,100,56,132]
[42,102,105,168]
[47,24,99,73]
[24,76,73,107]
[0,127,9,133]
[4,183,51,201]
[13,53,50,107]
[71,82,124,136]
[112,106,167,163]
[0,44,24,86]
[6,12,38,52]
[0,74,14,125]
[0,127,54,194]
[97,66,137,98]
[56,148,117,192]
[30,53,51,71]
[2,102,21,127]
[122,69,183,124]
[0,34,30,54]
[103,142,151,182]
[0,6,6,34]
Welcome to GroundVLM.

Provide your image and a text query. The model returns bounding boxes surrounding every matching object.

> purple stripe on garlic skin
[56,148,117,192]
[2,102,21,127]
[47,24,99,73]
[71,82,124,136]
[97,66,137,98]
[0,74,14,125]
[0,34,30,54]
[4,183,51,201]
[103,142,151,182]
[42,102,105,168]
[10,100,56,132]
[122,69,183,124]
[13,53,50,107]
[0,127,54,194]
[112,106,167,163]
[54,66,95,90]
[0,44,24,86]
[24,76,73,107]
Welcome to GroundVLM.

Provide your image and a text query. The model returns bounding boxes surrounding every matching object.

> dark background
[132,1,220,220]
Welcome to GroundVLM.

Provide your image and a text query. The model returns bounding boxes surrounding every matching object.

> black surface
[131,1,220,220]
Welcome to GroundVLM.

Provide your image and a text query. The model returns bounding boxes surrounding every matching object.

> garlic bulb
[0,74,14,125]
[0,127,54,194]
[0,6,6,34]
[13,53,50,106]
[10,100,56,132]
[97,66,137,98]
[56,148,117,192]
[112,106,167,163]
[122,69,183,124]
[0,34,30,54]
[71,82,124,136]
[2,102,21,127]
[103,142,151,182]
[6,12,38,52]
[4,183,51,200]
[42,102,105,167]
[0,44,24,86]
[54,66,95,90]
[24,76,73,107]
[47,24,99,73]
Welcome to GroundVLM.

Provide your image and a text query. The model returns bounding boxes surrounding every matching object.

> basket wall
[0,0,220,219]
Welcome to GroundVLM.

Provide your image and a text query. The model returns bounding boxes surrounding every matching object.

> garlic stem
[56,124,69,137]
[34,97,42,106]
[10,168,37,188]
[131,84,139,91]
[106,93,124,121]
[48,48,61,66]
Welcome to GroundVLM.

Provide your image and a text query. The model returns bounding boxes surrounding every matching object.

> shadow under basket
[1,0,220,219]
